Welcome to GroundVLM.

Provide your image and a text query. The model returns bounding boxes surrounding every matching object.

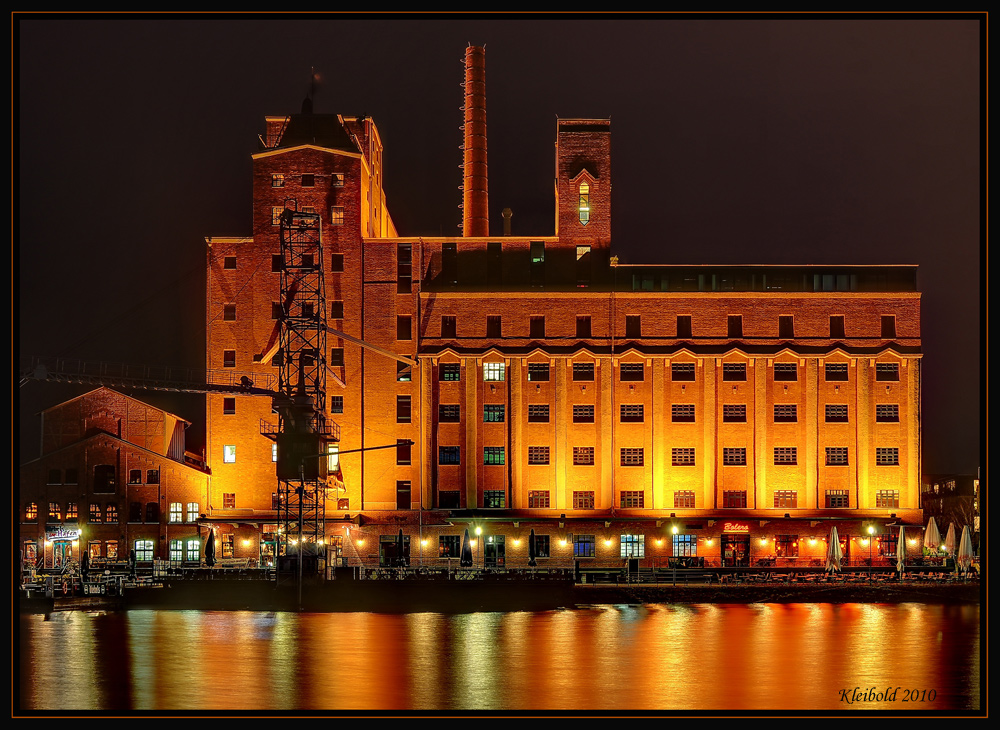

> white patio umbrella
[924,516,942,552]
[944,523,957,555]
[826,527,843,573]
[896,525,906,574]
[956,525,974,576]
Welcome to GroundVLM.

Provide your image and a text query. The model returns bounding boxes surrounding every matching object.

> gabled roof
[275,114,359,153]
[20,431,210,475]
[40,386,191,426]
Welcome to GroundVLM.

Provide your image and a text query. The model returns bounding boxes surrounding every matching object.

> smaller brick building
[19,388,210,568]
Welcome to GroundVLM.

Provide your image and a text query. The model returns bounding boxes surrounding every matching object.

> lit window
[484,446,505,465]
[674,491,695,509]
[89,504,101,523]
[223,445,236,463]
[272,443,278,463]
[574,534,596,558]
[134,540,154,562]
[825,490,849,508]
[332,173,345,187]
[272,207,284,225]
[773,490,798,508]
[48,502,61,521]
[876,490,900,508]
[169,503,183,523]
[620,534,645,557]
[484,491,505,508]
[186,502,199,522]
[66,503,78,520]
[271,174,284,187]
[328,443,340,471]
[186,539,200,562]
[528,491,550,509]
[169,539,183,563]
[673,534,698,556]
[483,404,505,422]
[440,363,461,381]
[527,446,550,465]
[329,206,345,225]
[483,362,505,381]
[578,182,590,225]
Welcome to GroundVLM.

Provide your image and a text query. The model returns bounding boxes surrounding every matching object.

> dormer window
[579,182,590,225]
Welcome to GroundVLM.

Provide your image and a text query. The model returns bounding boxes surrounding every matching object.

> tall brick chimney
[462,45,489,237]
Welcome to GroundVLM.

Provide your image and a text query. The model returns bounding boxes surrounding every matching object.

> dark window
[773,491,798,508]
[301,253,314,269]
[573,491,595,509]
[625,315,641,338]
[531,532,551,556]
[722,363,746,381]
[129,502,143,522]
[825,404,849,422]
[573,447,595,465]
[723,490,747,508]
[527,446,550,465]
[876,447,899,466]
[774,535,799,557]
[620,363,644,381]
[330,396,344,414]
[876,404,899,422]
[223,350,236,368]
[620,491,644,508]
[677,315,692,339]
[441,316,457,338]
[487,242,502,287]
[672,448,696,466]
[330,301,344,319]
[484,447,505,465]
[330,348,344,367]
[483,491,505,508]
[825,447,849,466]
[573,405,595,423]
[47,469,61,485]
[440,363,461,381]
[527,405,550,423]
[146,502,159,523]
[529,316,546,339]
[574,534,596,558]
[486,316,502,338]
[876,363,899,381]
[881,315,896,339]
[223,397,236,415]
[439,535,461,557]
[722,448,746,466]
[825,363,849,381]
[224,256,237,270]
[620,404,644,423]
[573,362,595,381]
[527,363,550,381]
[774,363,797,381]
[774,447,797,465]
[397,316,412,341]
[129,469,142,484]
[674,491,695,509]
[397,244,412,294]
[576,316,592,338]
[301,173,314,186]
[723,404,747,422]
[223,493,236,509]
[778,316,794,339]
[396,481,411,510]
[728,315,743,338]
[620,448,644,466]
[672,363,696,381]
[223,304,236,321]
[94,465,115,492]
[439,404,460,422]
[439,446,461,465]
[672,404,695,422]
[830,316,846,339]
[396,396,412,423]
[774,404,797,422]
[330,253,344,272]
[271,302,282,320]
[825,490,849,508]
[397,439,411,466]
[483,404,505,422]
[271,254,282,272]
[64,469,78,484]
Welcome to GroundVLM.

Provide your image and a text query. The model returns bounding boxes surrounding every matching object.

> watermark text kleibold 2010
[839,687,937,704]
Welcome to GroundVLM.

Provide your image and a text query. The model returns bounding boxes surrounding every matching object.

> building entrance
[722,534,750,567]
[484,535,505,568]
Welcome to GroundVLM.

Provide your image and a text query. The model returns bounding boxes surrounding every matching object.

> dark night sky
[16,16,983,476]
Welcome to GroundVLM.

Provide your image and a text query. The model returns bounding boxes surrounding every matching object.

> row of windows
[270,172,345,188]
[270,206,345,226]
[21,501,195,523]
[44,465,164,492]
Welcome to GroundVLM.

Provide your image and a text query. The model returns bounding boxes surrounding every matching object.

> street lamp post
[867,524,875,583]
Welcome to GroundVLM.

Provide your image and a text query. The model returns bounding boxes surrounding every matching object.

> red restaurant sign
[723,522,750,533]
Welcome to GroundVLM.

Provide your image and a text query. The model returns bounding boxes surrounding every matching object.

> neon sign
[723,522,750,533]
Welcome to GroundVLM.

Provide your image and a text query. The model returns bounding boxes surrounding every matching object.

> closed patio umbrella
[956,525,974,576]
[825,527,842,573]
[396,529,406,568]
[80,551,90,581]
[460,528,473,568]
[924,516,941,552]
[205,530,216,567]
[944,523,957,555]
[528,528,537,567]
[896,526,906,575]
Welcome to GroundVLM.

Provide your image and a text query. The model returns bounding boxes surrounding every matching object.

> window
[527,404,550,423]
[483,362,505,381]
[576,245,591,285]
[270,302,282,320]
[170,539,183,563]
[881,315,896,339]
[774,447,797,465]
[330,253,344,272]
[223,445,236,463]
[620,534,645,558]
[876,363,899,381]
[48,502,61,521]
[332,172,345,187]
[329,206,345,225]
[105,504,118,522]
[397,316,412,341]
[66,503,78,520]
[396,362,411,382]
[483,404,505,422]
[128,502,142,522]
[272,443,278,463]
[441,316,457,338]
[674,491,696,509]
[773,490,798,508]
[530,242,545,286]
[778,316,795,339]
[774,535,798,557]
[439,404,461,422]
[876,490,900,508]
[397,439,412,466]
[221,534,234,559]
[271,173,284,187]
[876,404,900,422]
[272,207,284,226]
[625,315,641,339]
[620,404,644,423]
[677,315,692,339]
[483,491,505,508]
[223,304,236,321]
[272,254,283,272]
[723,363,746,381]
[672,404,695,422]
[573,447,595,466]
[573,491,595,509]
[146,502,159,523]
[568,405,595,425]
[222,493,236,509]
[396,396,411,423]
[620,491,645,509]
[578,181,590,225]
[223,397,236,415]
[528,491,550,509]
[439,491,460,509]
[330,348,344,367]
[439,446,461,465]
[440,363,461,381]
[830,315,846,339]
[129,469,142,484]
[672,363,696,382]
[826,490,850,508]
[330,396,344,414]
[826,447,849,466]
[94,464,115,492]
[223,350,236,368]
[723,491,747,508]
[774,404,797,422]
[728,315,743,338]
[527,363,550,381]
[169,503,182,523]
[65,468,78,484]
[574,534,596,558]
[186,539,200,562]
[576,316,592,338]
[620,448,644,466]
[672,534,698,557]
[396,481,411,510]
[825,404,849,423]
[774,363,798,381]
[876,447,900,466]
[672,448,696,466]
[88,504,100,523]
[531,533,551,558]
[723,404,747,422]
[573,362,595,381]
[223,256,237,270]
[620,363,644,381]
[486,316,502,338]
[439,535,461,557]
[301,173,315,187]
[327,443,340,472]
[722,448,746,466]
[134,540,154,562]
[528,446,550,465]
[484,447,505,465]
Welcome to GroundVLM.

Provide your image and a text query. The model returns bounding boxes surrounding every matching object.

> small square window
[301,173,315,187]
[330,396,344,414]
[527,363,550,382]
[223,397,236,415]
[223,256,237,270]
[223,304,236,321]
[223,445,236,463]
[332,173,345,187]
[271,174,284,188]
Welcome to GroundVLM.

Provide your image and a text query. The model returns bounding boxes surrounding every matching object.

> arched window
[579,182,590,225]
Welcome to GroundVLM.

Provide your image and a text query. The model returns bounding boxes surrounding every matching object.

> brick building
[19,387,210,568]
[204,47,922,572]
